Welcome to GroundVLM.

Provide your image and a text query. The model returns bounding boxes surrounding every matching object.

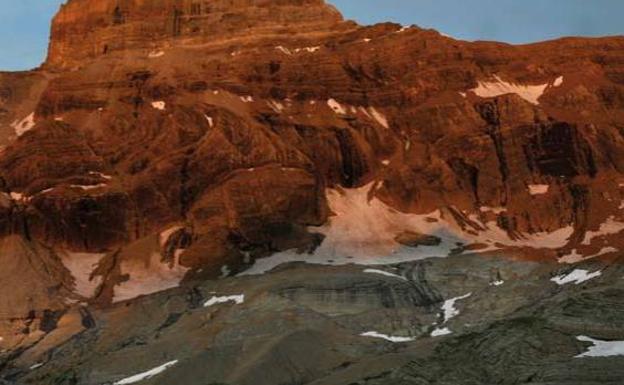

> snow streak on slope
[360,331,414,343]
[242,184,574,275]
[113,360,178,384]
[203,294,245,308]
[363,268,407,281]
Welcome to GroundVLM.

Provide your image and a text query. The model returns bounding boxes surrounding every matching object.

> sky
[1,0,623,71]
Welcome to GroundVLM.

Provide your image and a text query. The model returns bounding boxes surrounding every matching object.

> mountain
[0,1,623,384]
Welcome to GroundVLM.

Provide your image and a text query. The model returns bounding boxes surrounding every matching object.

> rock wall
[46,0,347,68]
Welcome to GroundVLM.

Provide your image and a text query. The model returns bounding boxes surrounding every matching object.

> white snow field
[242,184,574,275]
[575,336,624,358]
[551,269,602,285]
[469,75,563,105]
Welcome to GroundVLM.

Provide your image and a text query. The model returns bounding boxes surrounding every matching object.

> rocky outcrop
[46,0,349,69]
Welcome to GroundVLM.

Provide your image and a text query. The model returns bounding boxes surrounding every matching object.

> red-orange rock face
[1,0,624,312]
[46,0,348,69]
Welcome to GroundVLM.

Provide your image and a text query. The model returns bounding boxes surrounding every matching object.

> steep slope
[0,0,624,370]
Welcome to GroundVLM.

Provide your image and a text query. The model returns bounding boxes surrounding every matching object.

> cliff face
[46,0,347,68]
[1,0,624,347]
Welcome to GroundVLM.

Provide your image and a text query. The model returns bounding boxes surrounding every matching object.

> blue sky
[1,0,624,71]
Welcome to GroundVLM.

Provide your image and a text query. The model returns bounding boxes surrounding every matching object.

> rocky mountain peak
[46,0,347,69]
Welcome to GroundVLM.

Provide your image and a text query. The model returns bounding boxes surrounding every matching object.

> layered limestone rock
[46,0,348,69]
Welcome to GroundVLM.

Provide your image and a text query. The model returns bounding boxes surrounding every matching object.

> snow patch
[559,247,618,264]
[368,107,389,128]
[553,76,564,87]
[327,99,347,115]
[589,247,618,258]
[203,294,245,308]
[113,252,189,303]
[360,331,414,343]
[479,206,507,214]
[582,216,624,245]
[70,184,107,191]
[575,336,624,358]
[275,46,292,55]
[60,251,106,298]
[241,184,574,275]
[89,171,112,180]
[240,96,254,103]
[490,280,505,287]
[528,184,549,195]
[9,192,28,202]
[363,268,407,281]
[551,269,602,285]
[113,360,178,385]
[204,115,214,127]
[558,249,585,264]
[294,46,321,53]
[148,50,165,58]
[441,293,472,323]
[267,100,285,113]
[151,101,166,110]
[470,75,549,105]
[431,327,452,337]
[11,113,35,137]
